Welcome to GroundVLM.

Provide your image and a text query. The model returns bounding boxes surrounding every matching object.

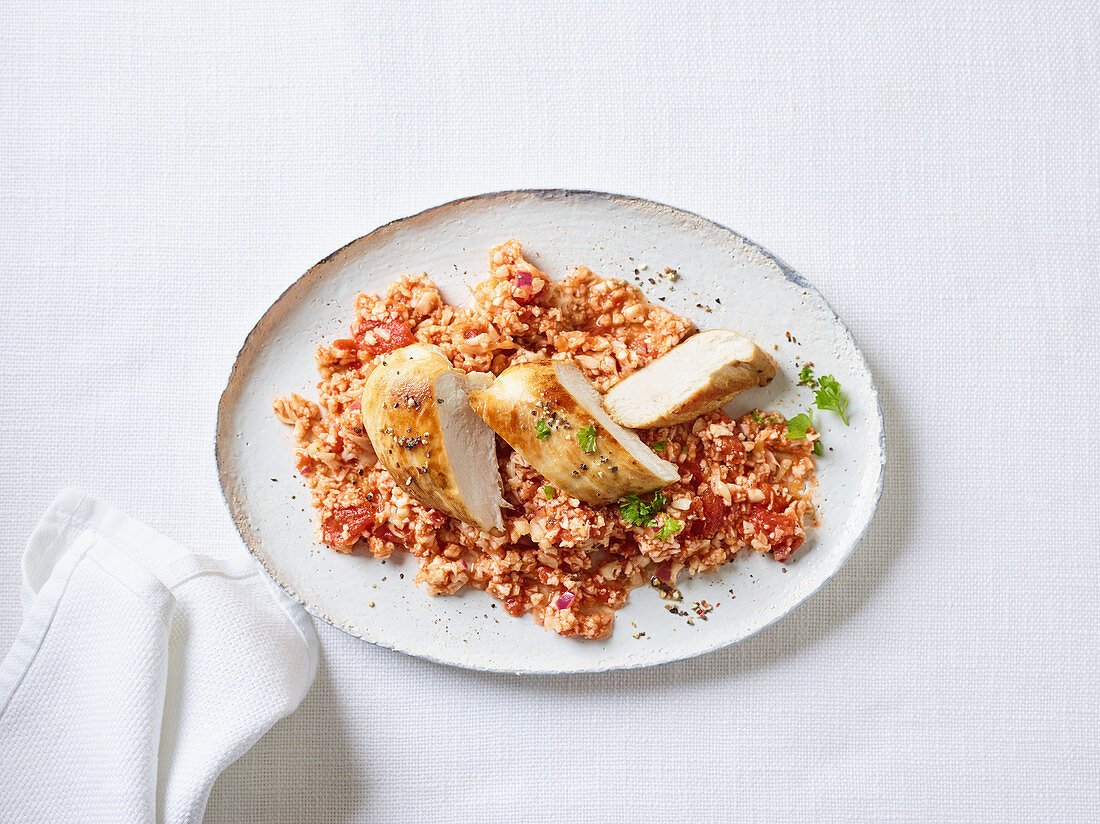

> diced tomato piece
[713,434,745,464]
[353,318,416,355]
[322,505,377,549]
[332,338,358,351]
[347,400,361,413]
[747,491,794,531]
[747,501,802,560]
[680,458,705,484]
[748,502,785,535]
[503,595,526,617]
[691,486,727,537]
[772,535,804,563]
[295,454,316,476]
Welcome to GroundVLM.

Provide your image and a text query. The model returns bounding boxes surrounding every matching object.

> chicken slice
[361,343,506,532]
[470,360,679,506]
[603,330,777,428]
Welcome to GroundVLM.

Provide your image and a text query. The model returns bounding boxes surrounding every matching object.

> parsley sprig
[787,365,849,456]
[534,419,551,439]
[577,423,598,453]
[797,366,850,426]
[814,374,849,425]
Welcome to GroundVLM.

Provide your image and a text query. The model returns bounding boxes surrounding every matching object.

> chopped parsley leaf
[618,491,668,527]
[652,440,669,451]
[534,419,552,439]
[786,410,814,440]
[751,410,763,424]
[814,374,849,425]
[577,423,598,453]
[812,440,824,456]
[543,485,555,499]
[655,516,683,541]
[798,364,817,387]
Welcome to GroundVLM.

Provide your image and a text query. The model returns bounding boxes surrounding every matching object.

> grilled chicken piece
[470,361,679,505]
[603,330,776,428]
[361,343,506,532]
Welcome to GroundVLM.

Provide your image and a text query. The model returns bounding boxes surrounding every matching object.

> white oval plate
[216,190,885,674]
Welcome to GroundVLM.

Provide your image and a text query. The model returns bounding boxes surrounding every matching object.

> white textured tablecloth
[1,2,1096,821]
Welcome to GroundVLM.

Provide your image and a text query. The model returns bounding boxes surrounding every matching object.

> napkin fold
[0,489,318,824]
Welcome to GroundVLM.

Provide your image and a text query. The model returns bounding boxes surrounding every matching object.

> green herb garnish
[577,423,598,453]
[798,364,817,387]
[543,485,555,499]
[618,491,668,527]
[751,410,763,424]
[534,419,552,439]
[786,410,814,440]
[812,440,824,456]
[652,440,669,452]
[814,374,849,425]
[654,516,683,541]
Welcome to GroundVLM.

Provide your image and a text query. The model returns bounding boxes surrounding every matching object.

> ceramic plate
[216,190,885,674]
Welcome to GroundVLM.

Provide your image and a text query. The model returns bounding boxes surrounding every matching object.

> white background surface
[1,1,1096,821]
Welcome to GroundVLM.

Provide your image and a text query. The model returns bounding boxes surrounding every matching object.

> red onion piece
[515,270,533,288]
[654,562,672,584]
[555,591,575,609]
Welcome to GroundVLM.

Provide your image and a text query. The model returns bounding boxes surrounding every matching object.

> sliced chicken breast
[603,329,777,428]
[469,360,679,505]
[361,343,506,532]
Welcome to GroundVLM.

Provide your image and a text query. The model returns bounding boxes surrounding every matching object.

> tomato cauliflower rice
[274,240,817,639]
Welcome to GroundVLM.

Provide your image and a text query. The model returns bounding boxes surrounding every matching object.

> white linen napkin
[0,489,318,823]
